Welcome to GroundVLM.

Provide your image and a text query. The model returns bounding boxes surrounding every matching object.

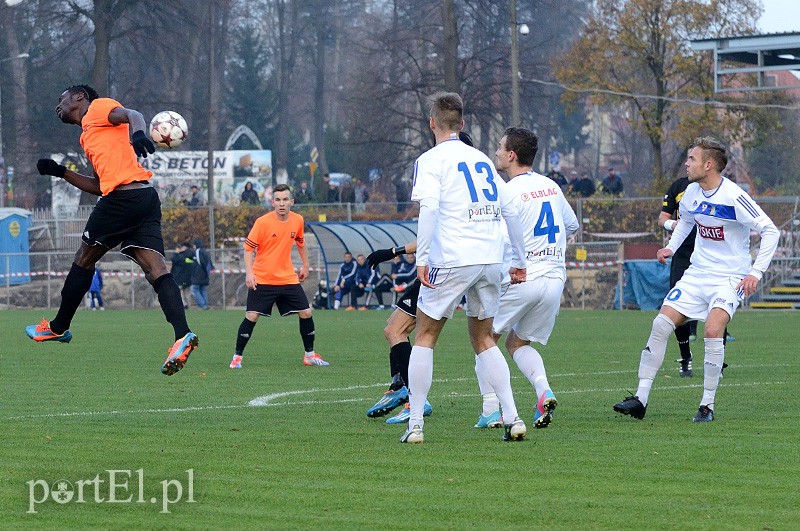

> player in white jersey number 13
[613,136,779,423]
[400,92,528,444]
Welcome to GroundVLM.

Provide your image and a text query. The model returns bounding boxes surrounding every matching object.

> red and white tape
[0,266,328,279]
[565,261,620,268]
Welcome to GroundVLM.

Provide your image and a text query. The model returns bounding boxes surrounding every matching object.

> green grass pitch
[2,308,799,529]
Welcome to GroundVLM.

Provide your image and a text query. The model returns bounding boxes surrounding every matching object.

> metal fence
[0,246,327,311]
[6,196,798,310]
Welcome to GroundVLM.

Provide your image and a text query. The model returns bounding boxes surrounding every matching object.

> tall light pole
[0,52,30,208]
[206,1,216,250]
[510,0,528,126]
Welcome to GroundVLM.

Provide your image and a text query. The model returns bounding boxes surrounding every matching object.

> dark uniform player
[28,85,197,375]
[365,243,430,424]
[660,177,731,377]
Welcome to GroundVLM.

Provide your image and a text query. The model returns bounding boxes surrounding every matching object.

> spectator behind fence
[171,242,194,309]
[395,177,410,213]
[294,180,314,204]
[600,166,624,196]
[89,267,104,310]
[191,239,213,309]
[546,168,568,189]
[187,185,204,207]
[339,179,356,204]
[570,170,596,197]
[240,181,260,205]
[354,179,369,211]
[324,173,339,203]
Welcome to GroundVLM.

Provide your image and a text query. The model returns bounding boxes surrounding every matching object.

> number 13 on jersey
[458,162,498,202]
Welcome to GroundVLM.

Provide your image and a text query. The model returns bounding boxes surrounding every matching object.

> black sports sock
[236,318,257,355]
[389,340,412,390]
[50,263,95,334]
[153,273,191,340]
[389,372,405,391]
[299,317,315,352]
[723,326,728,347]
[675,322,692,361]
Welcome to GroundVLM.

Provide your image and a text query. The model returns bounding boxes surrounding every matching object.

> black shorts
[246,283,310,316]
[394,278,420,317]
[83,187,164,259]
[669,252,692,288]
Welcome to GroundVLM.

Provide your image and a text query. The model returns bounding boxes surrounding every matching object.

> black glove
[459,131,474,147]
[37,158,67,178]
[367,248,397,270]
[131,130,156,158]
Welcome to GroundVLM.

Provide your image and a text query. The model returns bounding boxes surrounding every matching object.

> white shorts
[492,275,565,345]
[417,263,502,321]
[662,267,742,321]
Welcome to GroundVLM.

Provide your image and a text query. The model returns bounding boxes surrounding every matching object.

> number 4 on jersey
[534,201,560,243]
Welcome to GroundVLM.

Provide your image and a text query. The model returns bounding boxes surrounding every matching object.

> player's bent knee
[703,324,726,338]
[298,308,312,319]
[245,311,260,322]
[505,335,528,353]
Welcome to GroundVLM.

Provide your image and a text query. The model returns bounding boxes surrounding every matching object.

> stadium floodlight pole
[510,0,528,126]
[0,52,30,208]
[206,1,216,251]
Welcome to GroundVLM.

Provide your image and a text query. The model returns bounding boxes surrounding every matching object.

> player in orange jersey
[29,84,197,376]
[230,184,329,368]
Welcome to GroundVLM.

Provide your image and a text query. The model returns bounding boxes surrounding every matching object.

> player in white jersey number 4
[401,92,529,444]
[474,127,579,431]
[613,137,779,423]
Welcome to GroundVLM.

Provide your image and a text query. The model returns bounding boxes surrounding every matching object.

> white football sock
[636,313,675,405]
[407,346,433,428]
[701,338,724,408]
[477,346,518,423]
[512,345,549,398]
[474,355,499,415]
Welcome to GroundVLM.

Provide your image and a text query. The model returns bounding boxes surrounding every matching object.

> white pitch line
[247,382,390,407]
[5,363,792,420]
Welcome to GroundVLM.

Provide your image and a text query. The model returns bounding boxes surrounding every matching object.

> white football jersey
[411,136,515,267]
[501,171,579,282]
[675,178,774,277]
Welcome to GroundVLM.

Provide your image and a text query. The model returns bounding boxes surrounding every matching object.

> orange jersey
[80,98,153,195]
[244,211,305,285]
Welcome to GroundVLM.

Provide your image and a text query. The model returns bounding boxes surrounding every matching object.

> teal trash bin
[0,208,32,286]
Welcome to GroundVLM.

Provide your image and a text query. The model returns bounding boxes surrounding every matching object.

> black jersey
[661,177,696,260]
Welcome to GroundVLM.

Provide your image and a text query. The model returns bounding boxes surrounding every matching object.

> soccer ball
[149,111,188,149]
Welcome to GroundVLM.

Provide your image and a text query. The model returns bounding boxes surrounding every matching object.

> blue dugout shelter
[305,221,417,302]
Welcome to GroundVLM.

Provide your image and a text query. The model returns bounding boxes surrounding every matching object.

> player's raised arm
[108,106,155,158]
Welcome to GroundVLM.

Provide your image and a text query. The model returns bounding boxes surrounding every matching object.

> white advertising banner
[140,149,273,206]
[51,149,273,215]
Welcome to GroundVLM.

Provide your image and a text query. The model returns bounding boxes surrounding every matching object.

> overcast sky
[759,0,800,33]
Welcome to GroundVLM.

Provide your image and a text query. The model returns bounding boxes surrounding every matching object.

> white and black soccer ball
[149,110,188,149]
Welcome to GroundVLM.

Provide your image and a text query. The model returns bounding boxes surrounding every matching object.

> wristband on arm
[393,246,406,257]
[663,219,676,232]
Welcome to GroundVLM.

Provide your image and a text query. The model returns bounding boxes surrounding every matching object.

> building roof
[690,32,800,92]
